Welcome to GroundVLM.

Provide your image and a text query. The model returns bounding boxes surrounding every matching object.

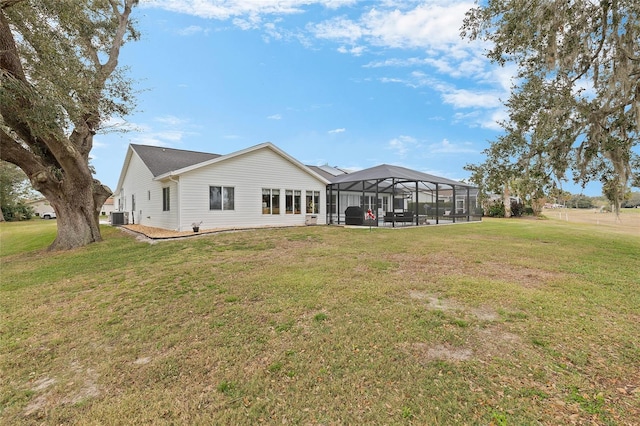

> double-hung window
[306,190,320,214]
[294,190,301,214]
[285,190,302,214]
[210,186,235,211]
[262,188,280,214]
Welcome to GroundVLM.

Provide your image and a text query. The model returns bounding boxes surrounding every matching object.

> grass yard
[1,214,639,425]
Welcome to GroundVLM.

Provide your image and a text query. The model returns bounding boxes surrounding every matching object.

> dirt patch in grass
[409,291,499,321]
[23,362,100,417]
[403,342,473,362]
[392,252,562,290]
[406,291,525,363]
[479,262,559,289]
[470,327,523,360]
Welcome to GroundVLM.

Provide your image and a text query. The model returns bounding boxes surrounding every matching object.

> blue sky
[94,0,604,196]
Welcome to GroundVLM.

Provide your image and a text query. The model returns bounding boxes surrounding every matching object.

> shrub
[486,200,505,217]
[510,200,525,217]
[1,202,34,221]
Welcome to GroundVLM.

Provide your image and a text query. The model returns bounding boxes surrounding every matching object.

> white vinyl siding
[178,147,326,230]
[118,152,179,229]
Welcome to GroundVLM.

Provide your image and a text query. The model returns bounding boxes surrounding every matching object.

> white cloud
[328,128,346,134]
[268,114,282,120]
[155,115,188,126]
[337,45,365,56]
[484,109,508,131]
[387,135,419,157]
[177,25,209,36]
[441,89,503,109]
[119,114,201,148]
[309,2,474,51]
[378,71,508,127]
[428,138,476,154]
[363,3,474,50]
[364,57,427,68]
[129,129,188,147]
[129,135,171,147]
[141,0,356,20]
[155,130,185,141]
[311,17,364,43]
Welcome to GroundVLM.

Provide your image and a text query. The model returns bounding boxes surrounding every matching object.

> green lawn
[1,217,639,424]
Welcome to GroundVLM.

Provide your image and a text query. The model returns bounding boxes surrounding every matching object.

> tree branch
[0,0,25,10]
[0,127,54,188]
[0,8,25,80]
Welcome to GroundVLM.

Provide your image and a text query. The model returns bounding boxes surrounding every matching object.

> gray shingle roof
[131,144,221,177]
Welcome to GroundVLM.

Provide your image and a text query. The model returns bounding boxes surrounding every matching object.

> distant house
[22,196,114,219]
[114,143,329,231]
[100,197,115,217]
[24,198,53,217]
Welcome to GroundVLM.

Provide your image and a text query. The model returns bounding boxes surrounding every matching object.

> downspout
[169,174,180,231]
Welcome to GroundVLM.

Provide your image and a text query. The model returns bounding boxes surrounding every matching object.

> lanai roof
[328,163,474,188]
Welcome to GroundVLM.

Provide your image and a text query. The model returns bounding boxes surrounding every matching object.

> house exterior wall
[100,198,116,216]
[25,199,52,217]
[118,152,180,229]
[178,147,326,231]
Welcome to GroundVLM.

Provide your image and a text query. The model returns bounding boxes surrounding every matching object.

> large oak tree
[463,0,639,214]
[0,0,138,249]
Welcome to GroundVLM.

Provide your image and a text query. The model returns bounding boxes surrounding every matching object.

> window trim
[262,188,280,215]
[306,190,320,214]
[285,189,302,215]
[209,185,235,211]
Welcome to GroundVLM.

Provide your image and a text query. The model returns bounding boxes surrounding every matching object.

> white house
[100,197,116,217]
[114,142,329,231]
[24,198,53,217]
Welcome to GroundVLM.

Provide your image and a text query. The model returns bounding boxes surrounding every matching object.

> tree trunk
[503,185,512,218]
[47,176,112,250]
[50,197,101,250]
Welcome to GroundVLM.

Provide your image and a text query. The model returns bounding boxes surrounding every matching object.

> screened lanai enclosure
[325,164,482,227]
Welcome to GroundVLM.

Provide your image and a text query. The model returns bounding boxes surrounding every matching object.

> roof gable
[131,144,221,177]
[154,142,330,185]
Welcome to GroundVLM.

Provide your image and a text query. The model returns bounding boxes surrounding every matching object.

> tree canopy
[0,0,139,249]
[462,0,640,214]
